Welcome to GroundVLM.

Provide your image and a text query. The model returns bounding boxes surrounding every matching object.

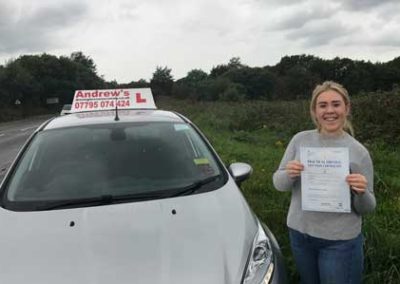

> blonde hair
[310,81,354,136]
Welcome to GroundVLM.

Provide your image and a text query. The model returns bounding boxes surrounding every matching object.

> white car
[0,89,287,284]
[60,104,72,115]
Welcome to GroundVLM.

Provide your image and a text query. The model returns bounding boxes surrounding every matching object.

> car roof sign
[70,88,157,113]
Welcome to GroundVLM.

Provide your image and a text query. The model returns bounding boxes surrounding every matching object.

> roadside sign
[46,97,59,104]
[70,88,156,113]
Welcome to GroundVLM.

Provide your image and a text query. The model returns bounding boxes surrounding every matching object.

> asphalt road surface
[0,115,55,183]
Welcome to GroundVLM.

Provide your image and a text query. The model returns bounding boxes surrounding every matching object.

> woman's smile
[314,90,349,136]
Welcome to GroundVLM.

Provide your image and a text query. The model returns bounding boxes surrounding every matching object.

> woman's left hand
[346,174,367,195]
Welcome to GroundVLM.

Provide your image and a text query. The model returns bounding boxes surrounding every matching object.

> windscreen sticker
[174,124,190,131]
[194,158,210,165]
[194,158,215,176]
[198,164,215,176]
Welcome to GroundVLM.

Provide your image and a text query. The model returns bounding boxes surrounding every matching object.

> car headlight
[242,221,274,284]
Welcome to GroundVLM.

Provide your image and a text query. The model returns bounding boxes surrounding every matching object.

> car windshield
[3,121,224,211]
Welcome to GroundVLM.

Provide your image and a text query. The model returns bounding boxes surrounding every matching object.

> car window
[4,122,224,210]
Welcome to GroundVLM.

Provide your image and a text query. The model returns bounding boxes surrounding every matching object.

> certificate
[300,147,351,213]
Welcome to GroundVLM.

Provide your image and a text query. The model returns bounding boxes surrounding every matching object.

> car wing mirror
[228,162,252,186]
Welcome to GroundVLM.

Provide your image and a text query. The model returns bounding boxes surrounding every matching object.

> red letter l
[136,93,147,103]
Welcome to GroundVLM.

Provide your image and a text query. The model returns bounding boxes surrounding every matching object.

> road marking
[0,133,4,137]
[20,126,37,132]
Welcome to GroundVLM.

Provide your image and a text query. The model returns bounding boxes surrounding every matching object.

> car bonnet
[0,177,257,284]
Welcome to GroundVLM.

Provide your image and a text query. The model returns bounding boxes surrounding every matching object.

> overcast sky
[1,0,399,83]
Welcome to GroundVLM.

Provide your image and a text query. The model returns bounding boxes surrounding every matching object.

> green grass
[157,96,400,283]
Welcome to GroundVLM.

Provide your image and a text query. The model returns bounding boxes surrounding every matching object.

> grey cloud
[28,3,87,27]
[375,3,400,22]
[374,38,400,47]
[0,2,88,54]
[0,2,15,25]
[257,0,299,6]
[271,1,338,30]
[340,33,400,48]
[273,7,333,31]
[333,0,398,11]
[181,18,234,41]
[287,20,355,47]
[179,2,236,39]
[360,28,400,47]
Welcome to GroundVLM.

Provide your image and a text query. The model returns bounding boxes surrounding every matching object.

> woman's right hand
[285,160,304,178]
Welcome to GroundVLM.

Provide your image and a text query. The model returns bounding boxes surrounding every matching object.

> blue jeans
[289,228,364,284]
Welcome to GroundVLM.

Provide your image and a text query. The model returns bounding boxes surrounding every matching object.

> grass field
[157,96,400,283]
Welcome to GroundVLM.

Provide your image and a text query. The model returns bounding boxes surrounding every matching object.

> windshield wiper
[170,175,221,197]
[37,194,115,210]
[36,176,221,210]
[36,189,178,210]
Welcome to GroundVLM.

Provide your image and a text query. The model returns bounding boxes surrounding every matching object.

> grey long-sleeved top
[273,129,376,240]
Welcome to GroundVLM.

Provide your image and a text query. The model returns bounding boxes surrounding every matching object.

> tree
[0,53,106,109]
[210,57,244,78]
[222,67,278,99]
[219,83,246,101]
[150,66,174,96]
[184,69,208,86]
[210,64,230,78]
[172,69,207,100]
[119,79,150,89]
[3,59,40,105]
[228,57,244,69]
[70,51,97,73]
[274,55,319,75]
[0,66,11,105]
[196,78,232,101]
[283,66,318,99]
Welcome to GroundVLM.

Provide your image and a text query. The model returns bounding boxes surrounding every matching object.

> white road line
[0,133,5,137]
[20,126,37,132]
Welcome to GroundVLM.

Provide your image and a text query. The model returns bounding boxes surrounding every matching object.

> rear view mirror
[228,162,252,185]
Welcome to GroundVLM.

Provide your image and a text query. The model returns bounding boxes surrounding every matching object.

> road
[0,115,54,183]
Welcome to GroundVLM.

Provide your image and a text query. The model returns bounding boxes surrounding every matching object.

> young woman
[273,81,376,284]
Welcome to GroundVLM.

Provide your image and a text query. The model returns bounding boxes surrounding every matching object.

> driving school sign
[70,88,156,113]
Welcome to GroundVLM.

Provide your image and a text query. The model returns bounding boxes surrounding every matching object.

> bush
[219,84,246,101]
[352,90,400,145]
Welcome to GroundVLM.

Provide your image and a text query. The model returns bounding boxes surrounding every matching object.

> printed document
[300,147,350,213]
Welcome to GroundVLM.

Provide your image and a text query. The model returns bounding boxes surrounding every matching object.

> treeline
[1,53,400,110]
[125,55,400,101]
[170,56,400,101]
